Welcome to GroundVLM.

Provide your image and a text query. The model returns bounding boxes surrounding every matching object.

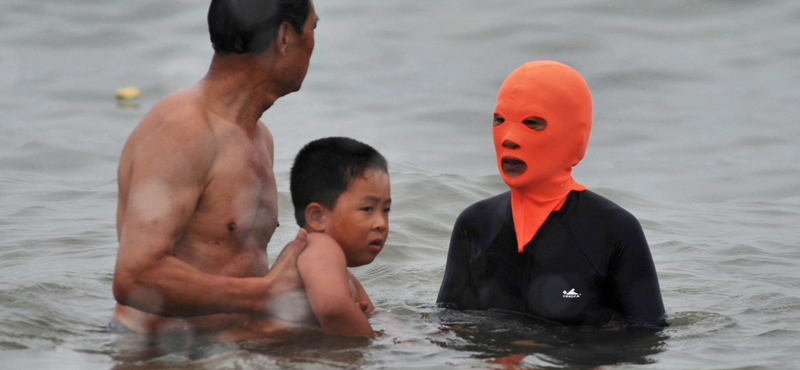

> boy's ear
[304,202,328,232]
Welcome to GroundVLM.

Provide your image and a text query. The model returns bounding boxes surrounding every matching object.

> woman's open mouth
[502,157,527,177]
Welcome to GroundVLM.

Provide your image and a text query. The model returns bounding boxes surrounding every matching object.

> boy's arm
[297,233,375,338]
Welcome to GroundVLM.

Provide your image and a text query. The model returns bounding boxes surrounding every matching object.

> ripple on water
[666,311,738,340]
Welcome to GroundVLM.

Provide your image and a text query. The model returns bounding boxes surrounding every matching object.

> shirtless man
[111,0,319,335]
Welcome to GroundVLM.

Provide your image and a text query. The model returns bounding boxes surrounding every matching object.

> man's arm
[297,233,375,337]
[114,221,307,317]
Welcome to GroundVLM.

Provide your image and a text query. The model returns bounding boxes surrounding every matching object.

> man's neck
[201,53,282,130]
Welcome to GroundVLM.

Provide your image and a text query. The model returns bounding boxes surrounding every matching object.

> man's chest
[189,141,279,247]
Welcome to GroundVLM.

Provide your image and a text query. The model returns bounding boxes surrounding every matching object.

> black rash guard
[437,190,667,327]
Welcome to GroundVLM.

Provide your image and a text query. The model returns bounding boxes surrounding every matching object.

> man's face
[286,0,318,91]
[324,169,391,267]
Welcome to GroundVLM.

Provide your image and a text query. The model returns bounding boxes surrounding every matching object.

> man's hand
[263,229,309,319]
[269,229,308,292]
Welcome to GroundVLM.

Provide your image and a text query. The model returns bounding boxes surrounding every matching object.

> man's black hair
[290,137,388,227]
[208,0,311,54]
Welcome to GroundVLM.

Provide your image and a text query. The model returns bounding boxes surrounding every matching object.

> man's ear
[276,22,292,56]
[304,202,328,232]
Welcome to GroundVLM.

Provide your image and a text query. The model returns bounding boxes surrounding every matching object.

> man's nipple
[227,222,237,232]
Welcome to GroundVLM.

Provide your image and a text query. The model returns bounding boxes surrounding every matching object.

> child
[287,136,390,337]
[222,137,390,340]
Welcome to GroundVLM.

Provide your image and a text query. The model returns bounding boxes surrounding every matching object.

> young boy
[221,137,390,340]
[287,136,390,338]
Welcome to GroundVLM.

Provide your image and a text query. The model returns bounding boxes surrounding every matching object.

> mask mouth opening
[501,156,527,178]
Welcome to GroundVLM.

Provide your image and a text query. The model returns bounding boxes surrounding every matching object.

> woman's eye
[493,115,505,126]
[523,117,547,131]
[383,208,391,214]
[362,207,374,212]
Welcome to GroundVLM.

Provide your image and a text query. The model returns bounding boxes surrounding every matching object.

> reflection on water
[105,307,670,370]
[107,328,371,370]
[2,0,800,369]
[429,309,667,369]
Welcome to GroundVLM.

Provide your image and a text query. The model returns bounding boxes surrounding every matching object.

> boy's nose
[374,215,388,231]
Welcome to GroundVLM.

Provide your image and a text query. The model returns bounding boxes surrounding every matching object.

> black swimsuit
[437,190,667,327]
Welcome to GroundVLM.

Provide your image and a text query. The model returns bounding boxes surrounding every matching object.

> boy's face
[326,169,391,267]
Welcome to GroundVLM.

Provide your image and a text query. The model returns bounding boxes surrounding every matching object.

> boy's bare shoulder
[304,233,343,252]
[299,233,347,265]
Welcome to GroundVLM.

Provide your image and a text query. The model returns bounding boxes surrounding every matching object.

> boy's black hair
[290,137,388,227]
[208,0,311,54]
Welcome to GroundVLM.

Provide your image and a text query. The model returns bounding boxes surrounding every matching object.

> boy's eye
[361,206,374,212]
[383,207,391,214]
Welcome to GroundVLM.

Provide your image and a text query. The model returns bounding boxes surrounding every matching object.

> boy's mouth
[369,239,384,253]
[502,156,527,177]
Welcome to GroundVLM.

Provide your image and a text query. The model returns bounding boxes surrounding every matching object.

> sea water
[1,0,800,369]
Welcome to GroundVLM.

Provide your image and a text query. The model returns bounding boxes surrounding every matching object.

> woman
[437,61,667,328]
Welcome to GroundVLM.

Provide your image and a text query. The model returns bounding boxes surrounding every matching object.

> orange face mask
[493,61,592,252]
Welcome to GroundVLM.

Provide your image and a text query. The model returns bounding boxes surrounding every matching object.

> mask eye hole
[523,117,547,131]
[492,114,505,127]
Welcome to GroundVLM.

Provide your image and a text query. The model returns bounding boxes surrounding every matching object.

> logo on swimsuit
[562,288,581,298]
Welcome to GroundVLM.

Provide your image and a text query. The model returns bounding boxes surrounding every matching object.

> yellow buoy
[115,86,141,100]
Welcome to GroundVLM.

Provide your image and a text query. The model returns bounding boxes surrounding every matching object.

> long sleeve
[437,213,478,309]
[608,215,668,327]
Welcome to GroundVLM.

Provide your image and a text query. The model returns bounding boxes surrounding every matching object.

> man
[437,61,667,328]
[111,0,319,335]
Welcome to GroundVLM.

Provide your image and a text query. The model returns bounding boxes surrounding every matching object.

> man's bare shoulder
[124,88,217,158]
[138,88,212,136]
[117,87,222,192]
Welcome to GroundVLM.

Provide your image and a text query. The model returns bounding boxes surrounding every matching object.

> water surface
[1,0,799,369]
